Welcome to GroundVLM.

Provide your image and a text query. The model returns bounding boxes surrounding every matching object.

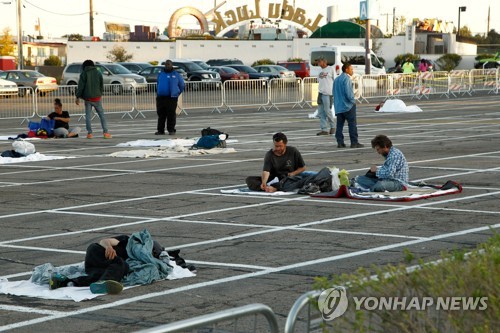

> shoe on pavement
[90,280,123,295]
[329,128,335,134]
[350,143,365,148]
[337,143,347,148]
[103,133,112,139]
[49,273,70,290]
[155,131,165,135]
[316,131,329,136]
[86,133,93,139]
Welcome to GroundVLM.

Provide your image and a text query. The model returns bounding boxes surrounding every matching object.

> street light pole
[457,6,466,37]
[16,0,23,69]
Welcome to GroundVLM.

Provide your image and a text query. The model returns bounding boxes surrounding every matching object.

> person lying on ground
[46,98,81,138]
[246,132,309,192]
[353,134,409,192]
[49,231,195,294]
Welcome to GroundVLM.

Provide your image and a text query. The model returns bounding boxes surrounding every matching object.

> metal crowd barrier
[2,70,499,122]
[284,290,326,333]
[135,303,279,333]
[0,87,35,121]
[267,78,302,110]
[223,79,269,112]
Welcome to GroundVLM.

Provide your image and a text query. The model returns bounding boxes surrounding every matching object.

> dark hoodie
[76,60,104,100]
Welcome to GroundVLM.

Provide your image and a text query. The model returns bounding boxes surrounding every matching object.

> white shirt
[317,65,336,96]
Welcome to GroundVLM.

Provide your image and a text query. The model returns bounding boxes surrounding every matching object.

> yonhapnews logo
[318,287,349,320]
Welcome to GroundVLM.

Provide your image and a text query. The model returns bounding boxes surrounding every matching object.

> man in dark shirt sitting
[246,132,307,192]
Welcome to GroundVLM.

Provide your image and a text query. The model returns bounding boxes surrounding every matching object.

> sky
[0,0,497,39]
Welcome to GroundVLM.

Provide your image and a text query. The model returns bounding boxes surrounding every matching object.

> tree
[62,33,83,41]
[0,27,15,56]
[436,53,462,71]
[459,25,472,38]
[106,45,133,62]
[44,55,62,66]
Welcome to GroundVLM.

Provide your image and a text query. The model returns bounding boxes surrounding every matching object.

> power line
[23,0,87,16]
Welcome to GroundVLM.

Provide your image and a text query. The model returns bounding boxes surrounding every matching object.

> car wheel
[111,82,123,95]
[18,87,26,97]
[67,82,78,95]
[190,78,202,91]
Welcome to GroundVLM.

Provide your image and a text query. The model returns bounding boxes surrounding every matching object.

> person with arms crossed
[155,60,185,135]
[315,56,336,136]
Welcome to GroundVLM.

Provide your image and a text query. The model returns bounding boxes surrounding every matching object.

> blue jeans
[84,100,109,134]
[318,94,335,131]
[355,175,405,192]
[335,104,359,145]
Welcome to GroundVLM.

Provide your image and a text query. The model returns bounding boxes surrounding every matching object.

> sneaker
[337,143,347,148]
[329,128,335,134]
[350,143,365,148]
[103,133,112,139]
[49,272,69,290]
[86,133,93,139]
[168,131,176,135]
[90,280,123,295]
[155,131,165,135]
[316,131,329,136]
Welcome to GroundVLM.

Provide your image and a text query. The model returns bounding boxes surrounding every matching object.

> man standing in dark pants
[156,60,185,135]
[333,63,364,149]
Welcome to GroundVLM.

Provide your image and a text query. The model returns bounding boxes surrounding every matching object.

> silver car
[61,62,147,94]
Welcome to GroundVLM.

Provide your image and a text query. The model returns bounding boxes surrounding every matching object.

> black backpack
[201,127,228,139]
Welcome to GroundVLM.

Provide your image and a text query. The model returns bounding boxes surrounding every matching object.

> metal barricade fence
[302,77,318,108]
[469,68,498,94]
[180,81,224,113]
[267,78,302,110]
[223,79,269,112]
[284,290,327,333]
[360,74,390,101]
[133,83,158,118]
[0,87,36,121]
[134,303,279,333]
[445,70,471,97]
[102,83,135,118]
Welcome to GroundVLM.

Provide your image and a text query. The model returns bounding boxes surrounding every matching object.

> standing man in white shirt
[316,56,336,136]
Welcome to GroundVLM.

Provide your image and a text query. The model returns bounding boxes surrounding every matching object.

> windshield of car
[193,61,209,70]
[101,64,132,74]
[220,66,239,74]
[23,71,44,78]
[236,66,257,73]
[310,51,336,66]
[273,65,289,71]
[183,62,203,72]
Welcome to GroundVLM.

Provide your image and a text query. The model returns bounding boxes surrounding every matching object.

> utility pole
[89,0,94,37]
[17,0,23,69]
[392,7,395,35]
[487,5,490,35]
[381,13,391,34]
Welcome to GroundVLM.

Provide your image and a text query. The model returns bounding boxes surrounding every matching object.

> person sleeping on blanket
[353,134,409,192]
[49,231,195,294]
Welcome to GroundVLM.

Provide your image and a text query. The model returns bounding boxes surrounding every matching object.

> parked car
[0,70,58,96]
[0,77,19,97]
[170,60,220,84]
[277,61,310,78]
[207,66,250,82]
[206,58,244,66]
[61,62,147,94]
[252,65,296,80]
[138,66,188,91]
[190,59,211,70]
[118,62,153,74]
[225,64,278,80]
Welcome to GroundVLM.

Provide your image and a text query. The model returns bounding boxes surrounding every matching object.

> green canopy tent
[310,20,384,39]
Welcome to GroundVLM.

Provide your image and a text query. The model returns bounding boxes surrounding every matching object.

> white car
[253,65,296,79]
[0,77,19,97]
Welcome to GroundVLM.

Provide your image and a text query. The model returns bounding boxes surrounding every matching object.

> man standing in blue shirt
[156,60,185,135]
[332,62,364,148]
[354,135,409,192]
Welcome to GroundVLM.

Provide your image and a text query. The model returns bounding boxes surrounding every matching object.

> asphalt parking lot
[0,93,499,332]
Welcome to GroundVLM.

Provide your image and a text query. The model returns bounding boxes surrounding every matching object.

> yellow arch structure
[168,7,209,38]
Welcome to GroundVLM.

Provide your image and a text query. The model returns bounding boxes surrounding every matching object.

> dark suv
[206,58,244,66]
[171,60,220,83]
[277,61,310,78]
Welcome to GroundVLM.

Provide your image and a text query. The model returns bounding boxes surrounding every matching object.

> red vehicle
[207,66,249,82]
[277,61,310,79]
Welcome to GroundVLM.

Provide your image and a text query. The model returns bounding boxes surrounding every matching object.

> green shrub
[394,53,420,64]
[436,53,462,71]
[251,58,275,66]
[43,55,62,66]
[313,233,499,332]
[475,54,495,61]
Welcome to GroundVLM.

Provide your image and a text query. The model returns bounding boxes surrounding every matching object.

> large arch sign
[168,0,323,38]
